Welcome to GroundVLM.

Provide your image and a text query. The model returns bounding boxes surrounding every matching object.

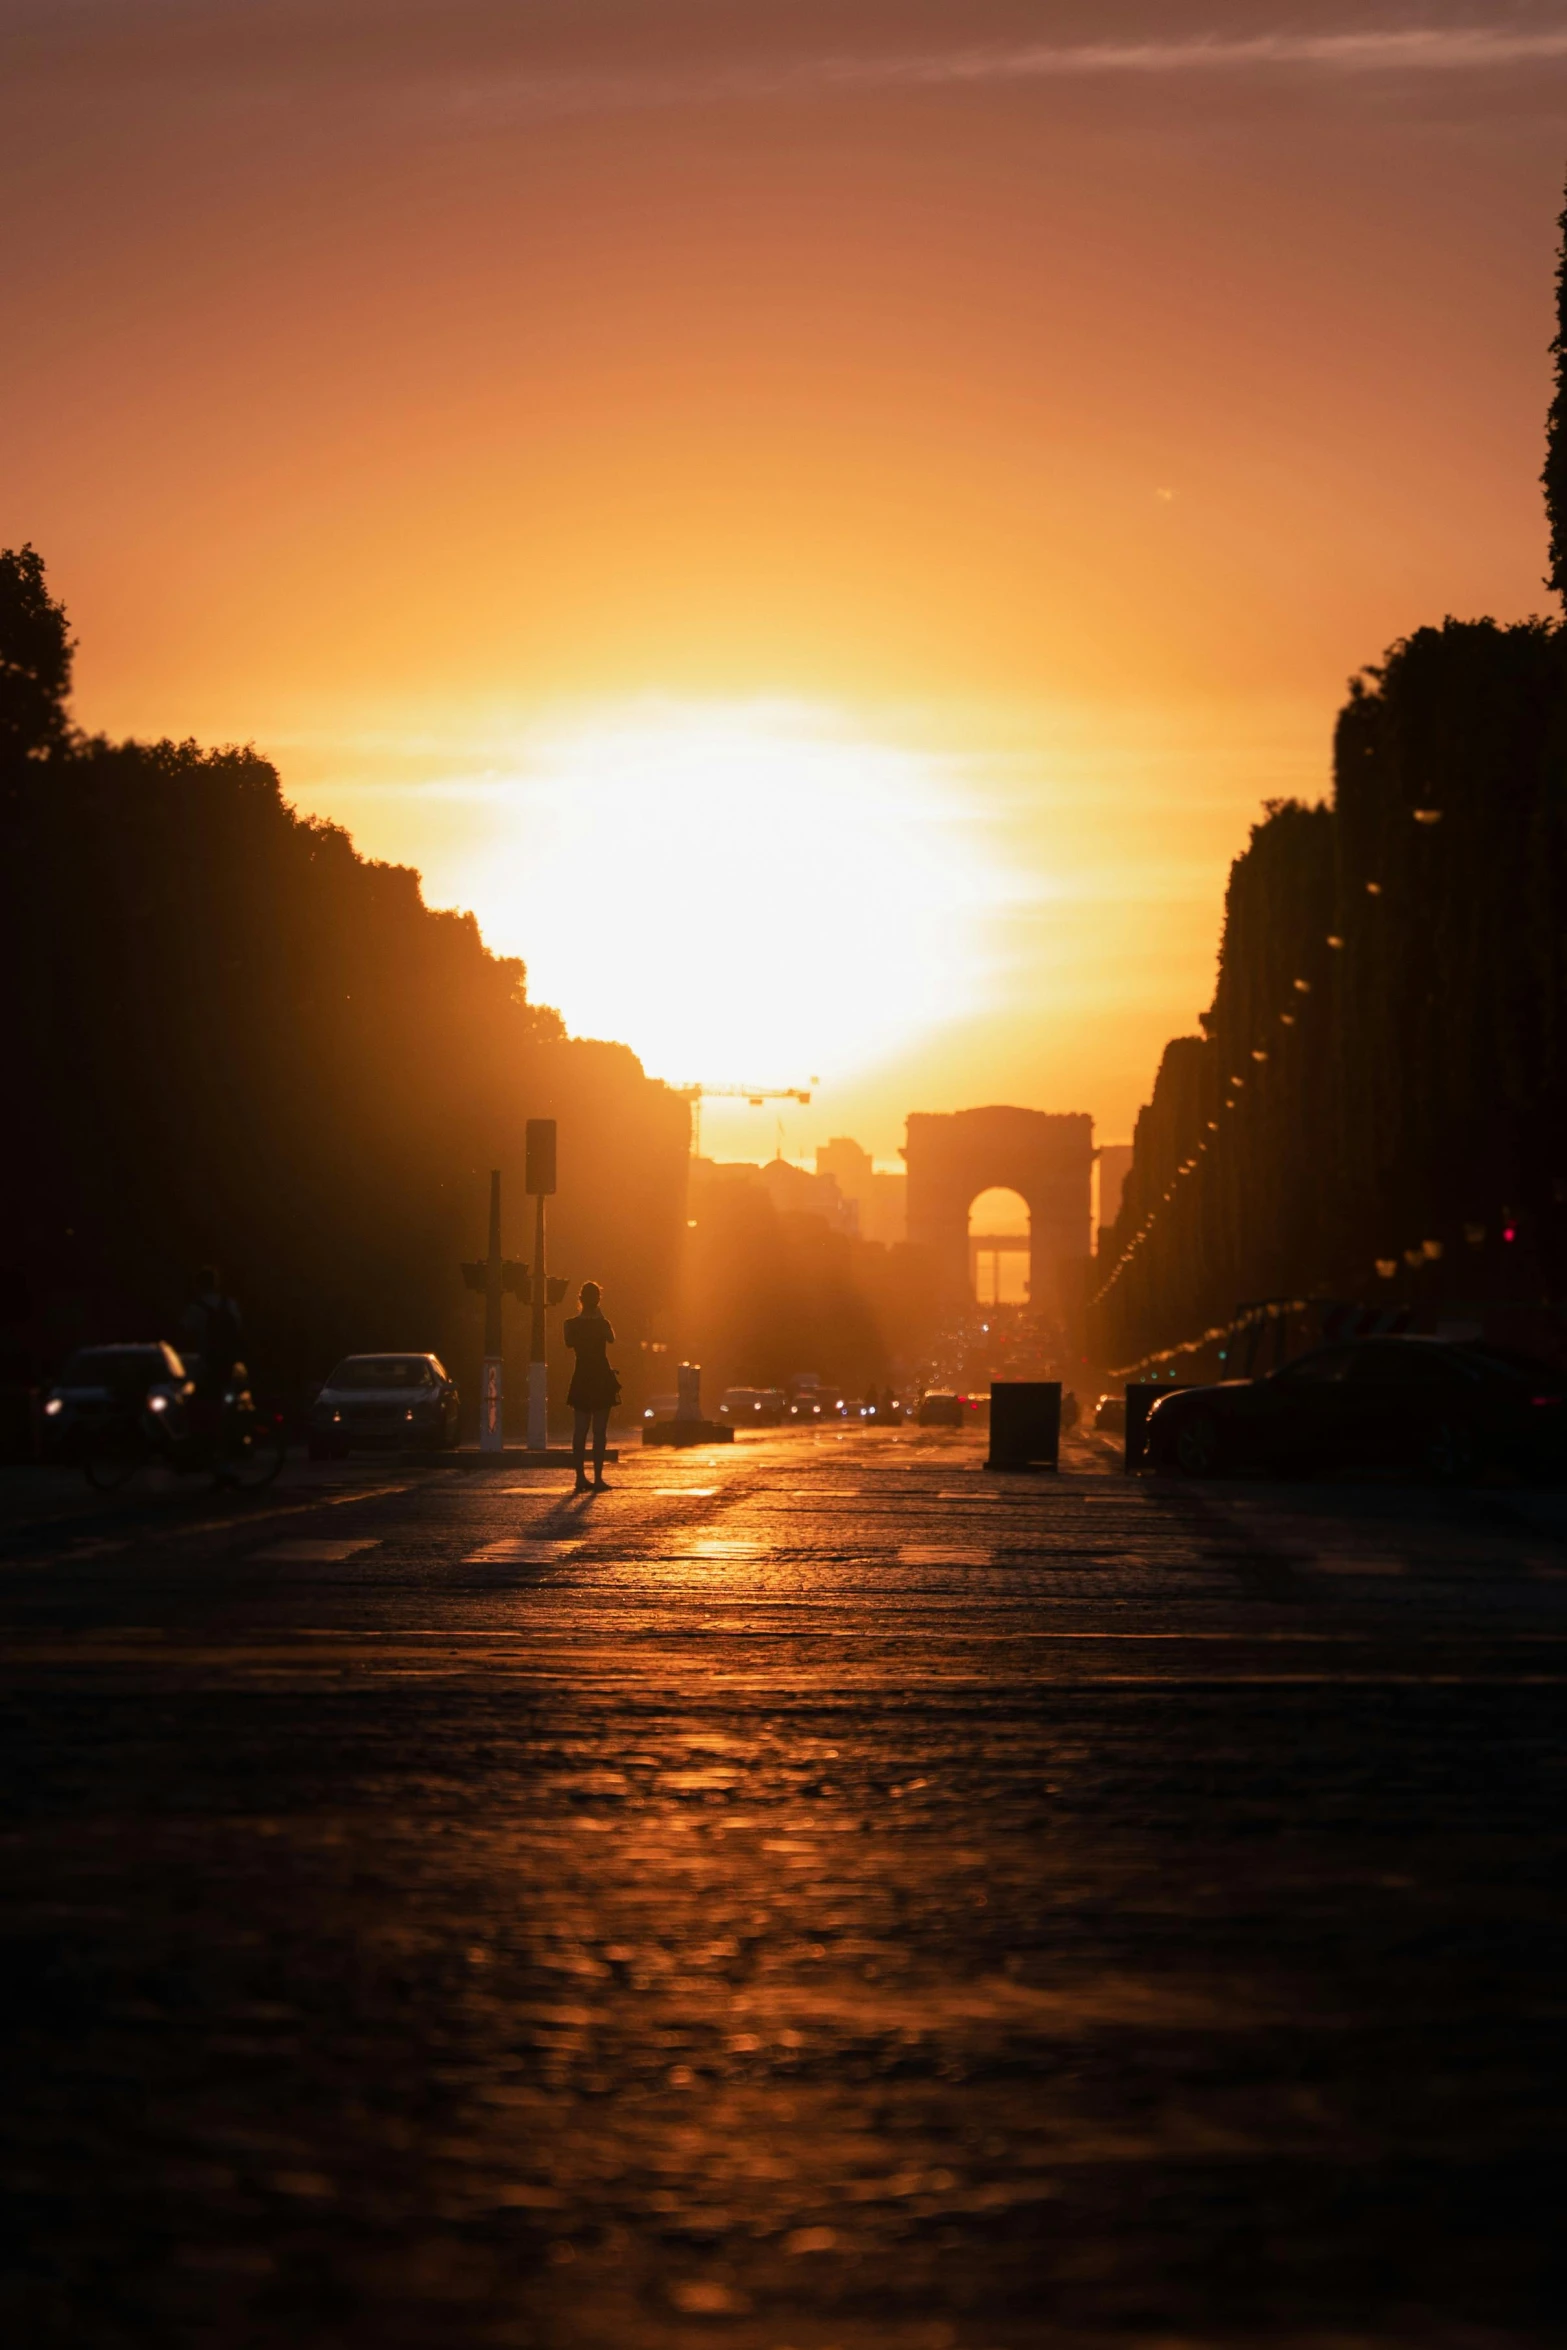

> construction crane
[675,1080,819,1159]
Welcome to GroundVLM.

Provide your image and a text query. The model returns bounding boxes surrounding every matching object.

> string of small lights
[1087,804,1498,1335]
[1109,1296,1309,1385]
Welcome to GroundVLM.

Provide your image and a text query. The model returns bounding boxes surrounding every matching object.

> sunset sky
[8,2,1567,1163]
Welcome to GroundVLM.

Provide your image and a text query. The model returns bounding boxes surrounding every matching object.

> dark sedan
[309,1353,460,1458]
[42,1342,190,1458]
[1144,1336,1567,1482]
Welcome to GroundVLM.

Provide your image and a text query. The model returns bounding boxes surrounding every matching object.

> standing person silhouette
[564,1281,619,1494]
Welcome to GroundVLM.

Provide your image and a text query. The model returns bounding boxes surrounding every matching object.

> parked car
[1144,1336,1567,1482]
[1092,1392,1127,1435]
[309,1353,460,1458]
[42,1342,190,1459]
[916,1390,966,1427]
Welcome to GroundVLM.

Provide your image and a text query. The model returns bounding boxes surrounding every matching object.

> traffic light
[526,1119,557,1196]
[501,1260,532,1302]
[460,1261,487,1294]
[546,1276,569,1306]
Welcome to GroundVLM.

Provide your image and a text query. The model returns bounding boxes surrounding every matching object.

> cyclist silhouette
[183,1266,243,1402]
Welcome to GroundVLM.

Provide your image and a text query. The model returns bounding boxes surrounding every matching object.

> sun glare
[445,702,1004,1087]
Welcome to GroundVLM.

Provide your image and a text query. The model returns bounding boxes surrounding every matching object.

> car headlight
[44,1396,63,1416]
[147,1394,169,1414]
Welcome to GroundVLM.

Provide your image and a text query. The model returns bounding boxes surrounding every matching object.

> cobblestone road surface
[2,1428,1564,2348]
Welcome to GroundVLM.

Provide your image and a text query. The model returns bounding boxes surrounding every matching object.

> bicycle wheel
[218,1413,286,1490]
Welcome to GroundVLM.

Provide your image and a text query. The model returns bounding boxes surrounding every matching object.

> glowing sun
[448,700,1005,1086]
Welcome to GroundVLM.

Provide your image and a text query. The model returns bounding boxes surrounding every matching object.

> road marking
[252,1539,381,1563]
[161,1481,416,1544]
[465,1538,584,1562]
[0,1479,421,1569]
[670,1539,765,1558]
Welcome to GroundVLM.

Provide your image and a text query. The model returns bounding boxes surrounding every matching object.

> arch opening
[968,1187,1031,1306]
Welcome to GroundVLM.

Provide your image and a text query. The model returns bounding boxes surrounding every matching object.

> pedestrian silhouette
[564,1281,619,1492]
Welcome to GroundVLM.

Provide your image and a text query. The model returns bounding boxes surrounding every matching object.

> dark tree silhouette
[0,543,73,762]
[0,549,691,1442]
[1093,627,1567,1373]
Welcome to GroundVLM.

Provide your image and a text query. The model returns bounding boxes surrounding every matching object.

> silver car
[309,1353,460,1457]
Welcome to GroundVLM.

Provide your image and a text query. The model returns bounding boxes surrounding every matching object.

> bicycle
[83,1372,286,1493]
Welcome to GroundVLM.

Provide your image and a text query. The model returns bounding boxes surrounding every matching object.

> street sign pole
[526,1119,557,1454]
[481,1169,504,1452]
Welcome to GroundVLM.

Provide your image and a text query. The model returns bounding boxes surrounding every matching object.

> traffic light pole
[460,1171,531,1453]
[462,1129,560,1458]
[525,1117,559,1453]
[528,1186,549,1452]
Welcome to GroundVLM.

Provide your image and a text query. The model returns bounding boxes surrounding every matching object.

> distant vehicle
[43,1341,283,1490]
[1093,1393,1127,1435]
[916,1390,966,1428]
[1144,1336,1567,1482]
[43,1343,188,1460]
[719,1386,770,1424]
[755,1388,787,1425]
[788,1390,826,1422]
[642,1393,680,1426]
[309,1353,460,1459]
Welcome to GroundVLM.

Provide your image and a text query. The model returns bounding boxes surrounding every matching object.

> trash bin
[985,1381,1061,1473]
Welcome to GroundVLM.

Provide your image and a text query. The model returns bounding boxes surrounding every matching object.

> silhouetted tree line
[0,548,690,1441]
[1092,188,1567,1372]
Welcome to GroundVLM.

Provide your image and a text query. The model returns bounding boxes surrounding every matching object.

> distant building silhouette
[815,1137,907,1247]
[1096,1145,1134,1252]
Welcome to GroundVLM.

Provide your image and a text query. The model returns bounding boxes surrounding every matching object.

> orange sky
[7,3,1567,1160]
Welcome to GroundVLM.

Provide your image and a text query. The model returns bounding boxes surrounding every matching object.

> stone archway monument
[903,1107,1094,1311]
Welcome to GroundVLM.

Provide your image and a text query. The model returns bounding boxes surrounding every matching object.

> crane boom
[674,1079,819,1156]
